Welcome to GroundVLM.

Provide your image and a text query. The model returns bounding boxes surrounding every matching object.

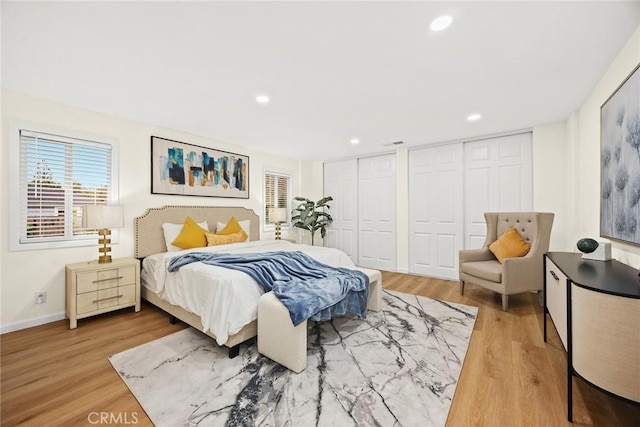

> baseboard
[396,267,409,274]
[0,312,65,334]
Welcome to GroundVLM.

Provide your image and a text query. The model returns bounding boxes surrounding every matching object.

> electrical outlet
[35,291,47,304]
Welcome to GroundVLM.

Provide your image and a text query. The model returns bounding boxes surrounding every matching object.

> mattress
[141,240,357,345]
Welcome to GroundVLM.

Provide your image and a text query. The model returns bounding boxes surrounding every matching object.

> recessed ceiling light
[467,113,482,122]
[256,94,270,104]
[350,138,360,145]
[430,15,452,31]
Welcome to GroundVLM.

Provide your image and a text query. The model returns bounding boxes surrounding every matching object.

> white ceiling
[2,1,639,162]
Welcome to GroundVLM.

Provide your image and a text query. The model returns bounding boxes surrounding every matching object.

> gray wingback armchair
[459,212,554,311]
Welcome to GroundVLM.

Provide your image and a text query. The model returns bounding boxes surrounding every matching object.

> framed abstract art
[151,136,249,199]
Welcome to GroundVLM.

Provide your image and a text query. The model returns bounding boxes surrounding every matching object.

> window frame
[263,169,292,232]
[9,122,120,251]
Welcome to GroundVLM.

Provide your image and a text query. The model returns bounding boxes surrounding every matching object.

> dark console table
[543,252,640,422]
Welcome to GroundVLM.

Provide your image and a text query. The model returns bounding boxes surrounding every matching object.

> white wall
[396,149,409,274]
[0,89,315,332]
[532,122,569,251]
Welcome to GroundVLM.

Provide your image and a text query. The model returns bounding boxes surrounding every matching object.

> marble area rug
[109,290,478,427]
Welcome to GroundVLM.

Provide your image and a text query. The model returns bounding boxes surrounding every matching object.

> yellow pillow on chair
[171,216,209,249]
[488,227,531,263]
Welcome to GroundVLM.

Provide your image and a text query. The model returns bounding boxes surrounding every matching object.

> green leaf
[316,196,333,207]
[289,195,334,243]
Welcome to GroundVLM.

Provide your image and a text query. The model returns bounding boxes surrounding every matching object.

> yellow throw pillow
[206,231,246,246]
[488,227,531,263]
[216,216,248,242]
[171,216,209,249]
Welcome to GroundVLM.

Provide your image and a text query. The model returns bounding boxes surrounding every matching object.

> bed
[134,205,381,371]
[135,205,263,356]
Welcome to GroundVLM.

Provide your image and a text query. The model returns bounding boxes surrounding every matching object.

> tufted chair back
[485,212,551,252]
[459,211,554,311]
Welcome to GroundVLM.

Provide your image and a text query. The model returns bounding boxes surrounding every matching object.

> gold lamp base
[275,222,282,240]
[98,228,113,263]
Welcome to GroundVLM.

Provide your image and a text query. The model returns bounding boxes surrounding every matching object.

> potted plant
[291,196,333,246]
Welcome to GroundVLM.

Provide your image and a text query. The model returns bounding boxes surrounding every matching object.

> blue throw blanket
[167,251,370,326]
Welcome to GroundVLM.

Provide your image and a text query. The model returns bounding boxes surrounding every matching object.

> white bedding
[141,240,357,345]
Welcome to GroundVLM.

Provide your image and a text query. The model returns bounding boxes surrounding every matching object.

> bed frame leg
[228,344,240,358]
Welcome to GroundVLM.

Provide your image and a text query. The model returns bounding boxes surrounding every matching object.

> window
[264,170,291,228]
[10,125,119,250]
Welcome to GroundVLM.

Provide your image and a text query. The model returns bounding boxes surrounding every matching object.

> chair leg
[460,281,465,295]
[501,295,509,311]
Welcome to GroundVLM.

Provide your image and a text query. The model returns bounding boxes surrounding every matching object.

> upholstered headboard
[134,205,260,258]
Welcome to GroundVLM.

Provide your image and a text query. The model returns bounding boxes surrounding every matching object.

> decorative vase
[576,238,599,254]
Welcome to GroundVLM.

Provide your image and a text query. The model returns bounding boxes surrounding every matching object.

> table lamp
[82,205,124,263]
[268,207,287,240]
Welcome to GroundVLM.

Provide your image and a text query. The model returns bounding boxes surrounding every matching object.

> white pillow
[162,221,209,252]
[216,220,251,241]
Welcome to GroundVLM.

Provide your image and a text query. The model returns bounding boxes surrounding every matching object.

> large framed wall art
[600,63,640,246]
[151,136,249,199]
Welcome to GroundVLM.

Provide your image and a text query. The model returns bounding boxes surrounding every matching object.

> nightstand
[65,257,141,329]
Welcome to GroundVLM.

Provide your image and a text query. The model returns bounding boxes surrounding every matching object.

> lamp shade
[268,207,287,223]
[82,205,124,229]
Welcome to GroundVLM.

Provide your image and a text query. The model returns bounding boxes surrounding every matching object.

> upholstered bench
[257,267,382,373]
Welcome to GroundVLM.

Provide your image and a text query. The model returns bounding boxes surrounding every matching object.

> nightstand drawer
[76,266,136,294]
[76,284,136,314]
[118,284,136,305]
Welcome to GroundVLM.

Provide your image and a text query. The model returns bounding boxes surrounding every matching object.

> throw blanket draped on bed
[168,251,369,326]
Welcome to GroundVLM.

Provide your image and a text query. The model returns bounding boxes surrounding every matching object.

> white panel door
[409,144,464,279]
[358,154,396,270]
[323,159,358,264]
[464,132,533,249]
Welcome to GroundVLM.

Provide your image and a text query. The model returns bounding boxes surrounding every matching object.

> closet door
[465,133,533,248]
[358,154,396,270]
[323,159,358,264]
[409,144,464,279]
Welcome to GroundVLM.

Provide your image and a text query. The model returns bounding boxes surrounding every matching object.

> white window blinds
[264,171,291,225]
[18,129,113,244]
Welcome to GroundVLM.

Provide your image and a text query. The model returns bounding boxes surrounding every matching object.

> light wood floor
[2,271,639,426]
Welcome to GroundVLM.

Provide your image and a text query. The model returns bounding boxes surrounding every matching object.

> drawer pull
[92,295,123,303]
[550,271,559,281]
[92,276,123,283]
